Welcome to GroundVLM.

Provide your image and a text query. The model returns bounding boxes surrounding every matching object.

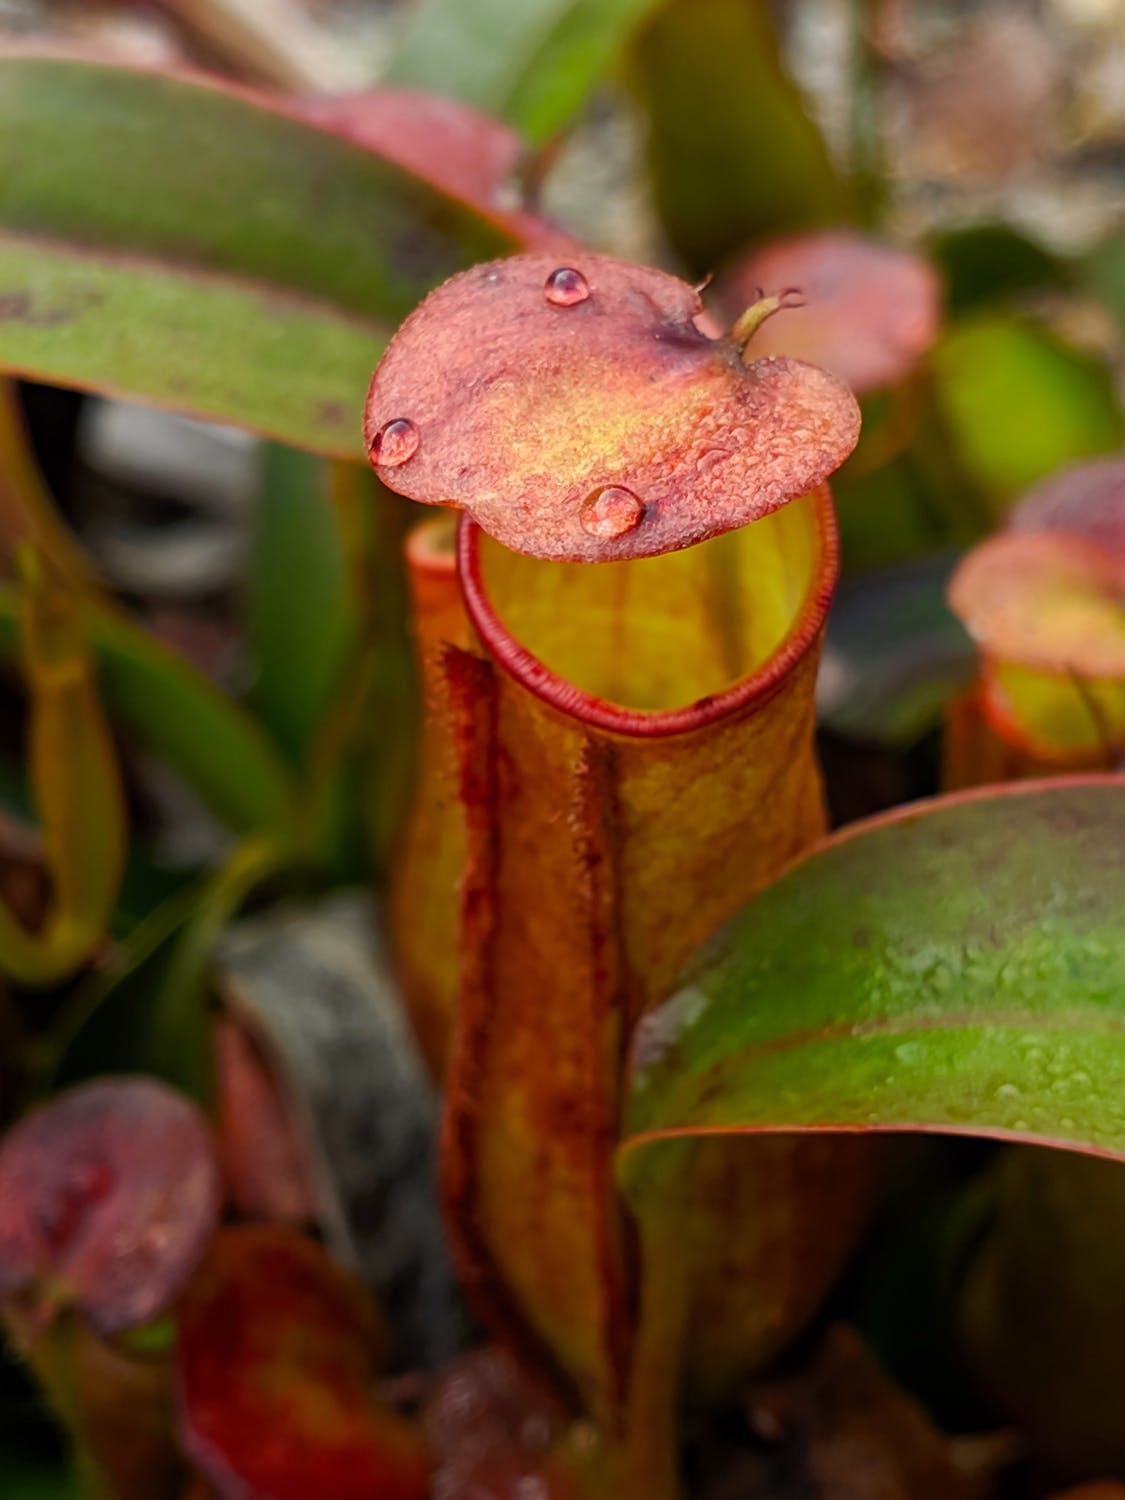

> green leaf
[0,590,295,837]
[622,780,1125,1171]
[49,840,282,1102]
[627,0,849,276]
[297,468,418,878]
[387,0,662,143]
[0,380,102,597]
[0,1447,74,1500]
[246,447,357,767]
[929,224,1070,315]
[930,315,1125,522]
[0,558,126,987]
[0,52,523,456]
[1084,233,1125,331]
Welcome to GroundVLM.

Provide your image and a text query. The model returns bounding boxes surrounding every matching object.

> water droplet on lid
[580,485,645,539]
[370,418,419,467]
[545,266,590,307]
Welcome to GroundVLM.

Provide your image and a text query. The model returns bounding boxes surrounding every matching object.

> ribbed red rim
[457,484,839,740]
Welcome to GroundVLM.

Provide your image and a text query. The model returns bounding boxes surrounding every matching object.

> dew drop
[370,417,419,467]
[580,485,645,539]
[545,266,590,307]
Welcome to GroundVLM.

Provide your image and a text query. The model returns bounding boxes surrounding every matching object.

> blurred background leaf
[0,594,297,838]
[0,558,126,987]
[48,839,281,1104]
[246,446,358,770]
[930,316,1125,523]
[0,382,101,598]
[627,0,850,275]
[387,0,663,144]
[929,224,1072,316]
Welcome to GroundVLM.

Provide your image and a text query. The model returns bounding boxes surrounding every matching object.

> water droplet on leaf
[580,485,645,539]
[544,266,590,307]
[370,418,419,467]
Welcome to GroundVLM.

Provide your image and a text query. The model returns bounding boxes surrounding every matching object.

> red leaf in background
[717,231,941,395]
[299,88,522,209]
[177,1225,430,1500]
[0,1078,219,1334]
[297,88,571,253]
[1008,453,1125,557]
[213,1014,318,1224]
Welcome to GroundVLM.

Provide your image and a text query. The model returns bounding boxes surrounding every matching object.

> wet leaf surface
[623,780,1125,1164]
[366,253,859,561]
[0,1078,219,1334]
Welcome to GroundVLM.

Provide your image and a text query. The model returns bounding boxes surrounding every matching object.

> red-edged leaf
[717,232,942,395]
[0,1078,219,1334]
[0,50,538,457]
[302,88,521,192]
[176,1225,430,1500]
[621,780,1125,1162]
[297,88,572,255]
[365,252,860,560]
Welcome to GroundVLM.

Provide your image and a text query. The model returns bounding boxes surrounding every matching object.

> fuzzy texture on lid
[365,252,860,562]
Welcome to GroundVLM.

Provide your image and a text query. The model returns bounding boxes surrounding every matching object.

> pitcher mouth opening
[458,484,839,739]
